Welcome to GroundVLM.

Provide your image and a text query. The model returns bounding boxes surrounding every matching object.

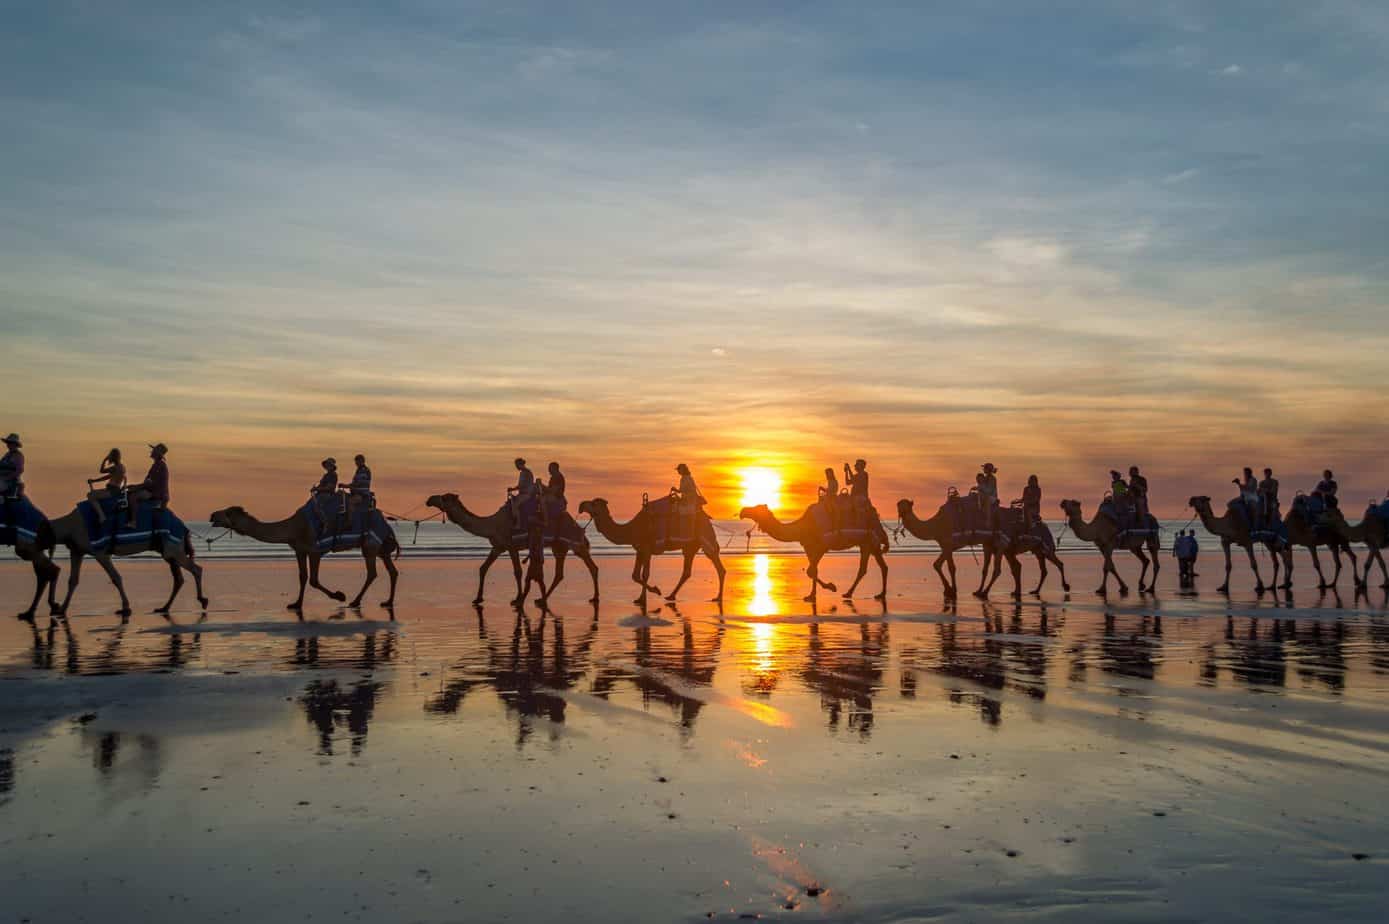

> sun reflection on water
[751,553,778,617]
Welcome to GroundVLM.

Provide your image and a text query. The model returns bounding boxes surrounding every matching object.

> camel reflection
[801,622,888,738]
[591,614,725,740]
[301,678,384,757]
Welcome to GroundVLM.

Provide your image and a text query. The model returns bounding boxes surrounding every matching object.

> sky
[3,1,1388,519]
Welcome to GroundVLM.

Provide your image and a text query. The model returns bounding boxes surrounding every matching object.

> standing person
[0,434,24,499]
[86,448,127,522]
[1258,468,1280,527]
[1019,474,1042,525]
[127,442,170,527]
[345,454,372,510]
[1128,465,1150,522]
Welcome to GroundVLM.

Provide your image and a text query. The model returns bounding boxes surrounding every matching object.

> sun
[739,467,783,510]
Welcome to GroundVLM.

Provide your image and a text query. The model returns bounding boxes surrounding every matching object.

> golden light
[750,553,778,618]
[739,467,783,510]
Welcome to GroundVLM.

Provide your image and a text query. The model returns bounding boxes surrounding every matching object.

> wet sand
[3,552,1388,922]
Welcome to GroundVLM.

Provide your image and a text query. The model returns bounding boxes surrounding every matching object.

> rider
[1110,470,1131,520]
[1313,469,1339,511]
[127,442,170,528]
[1258,467,1280,527]
[0,434,24,499]
[314,458,339,496]
[508,457,537,522]
[845,459,870,522]
[1233,467,1257,524]
[345,454,372,510]
[675,463,704,535]
[1019,474,1042,525]
[979,463,999,526]
[542,461,566,527]
[1128,465,1150,522]
[86,448,128,523]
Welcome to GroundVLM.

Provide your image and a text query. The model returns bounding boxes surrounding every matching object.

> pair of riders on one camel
[80,442,172,528]
[313,454,375,516]
[1231,466,1283,529]
[946,463,1044,530]
[1107,465,1152,526]
[507,457,569,527]
[818,458,874,534]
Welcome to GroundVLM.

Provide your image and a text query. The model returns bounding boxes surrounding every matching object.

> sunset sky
[4,2,1388,518]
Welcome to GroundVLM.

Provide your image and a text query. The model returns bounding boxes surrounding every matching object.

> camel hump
[1,494,46,546]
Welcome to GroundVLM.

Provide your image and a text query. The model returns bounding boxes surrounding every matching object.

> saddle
[301,497,389,552]
[1,494,45,545]
[1098,497,1157,538]
[644,494,696,552]
[78,497,186,552]
[942,489,999,541]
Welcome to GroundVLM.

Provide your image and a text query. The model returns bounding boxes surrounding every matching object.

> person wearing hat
[674,463,705,535]
[978,463,999,525]
[314,458,339,496]
[127,442,170,527]
[0,434,24,499]
[1128,465,1150,523]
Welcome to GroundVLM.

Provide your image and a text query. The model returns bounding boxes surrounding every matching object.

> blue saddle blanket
[78,498,187,550]
[1370,501,1389,523]
[0,496,46,544]
[300,499,392,551]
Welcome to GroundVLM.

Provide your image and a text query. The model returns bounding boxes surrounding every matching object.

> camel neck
[591,507,637,545]
[750,510,799,543]
[232,511,297,544]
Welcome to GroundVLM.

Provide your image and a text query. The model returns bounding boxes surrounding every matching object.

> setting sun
[739,467,783,510]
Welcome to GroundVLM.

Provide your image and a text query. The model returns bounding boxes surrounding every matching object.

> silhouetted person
[314,458,338,496]
[1128,465,1149,521]
[1019,474,1041,525]
[544,462,566,508]
[0,433,24,499]
[1110,469,1130,514]
[1259,468,1280,527]
[845,459,870,517]
[346,454,372,510]
[127,442,169,527]
[1314,469,1338,510]
[509,457,536,520]
[823,466,838,499]
[674,463,704,534]
[86,448,127,522]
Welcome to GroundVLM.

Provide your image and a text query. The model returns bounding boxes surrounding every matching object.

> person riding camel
[127,442,170,528]
[1258,468,1280,528]
[1313,469,1338,512]
[822,466,840,532]
[508,457,537,522]
[1128,465,1150,522]
[845,459,870,524]
[86,448,128,523]
[1109,470,1131,520]
[0,434,24,500]
[314,458,339,496]
[542,462,567,527]
[979,463,999,528]
[674,463,705,536]
[1232,467,1257,524]
[345,454,372,511]
[1018,474,1042,525]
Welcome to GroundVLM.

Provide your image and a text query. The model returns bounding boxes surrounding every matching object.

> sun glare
[739,467,783,510]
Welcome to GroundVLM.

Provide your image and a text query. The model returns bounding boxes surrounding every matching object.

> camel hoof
[198,597,209,609]
[116,607,132,617]
[803,594,816,603]
[664,593,677,602]
[17,611,36,623]
[1012,592,1023,600]
[1119,587,1130,596]
[825,582,838,593]
[154,606,170,615]
[287,602,303,611]
[1094,588,1106,596]
[333,592,348,602]
[348,600,363,609]
[874,592,887,601]
[1062,584,1071,592]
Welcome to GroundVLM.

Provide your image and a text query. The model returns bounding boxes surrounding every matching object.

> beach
[2,549,1387,922]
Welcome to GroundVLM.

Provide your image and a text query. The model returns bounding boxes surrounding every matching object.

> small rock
[806,886,823,897]
[1005,849,1020,858]
[949,754,960,760]
[1153,811,1167,817]
[297,800,310,806]
[1352,853,1369,861]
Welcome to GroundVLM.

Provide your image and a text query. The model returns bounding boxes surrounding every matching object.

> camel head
[896,498,914,518]
[1188,495,1211,511]
[425,493,458,512]
[1059,499,1082,518]
[578,498,608,518]
[209,506,244,528]
[738,504,771,522]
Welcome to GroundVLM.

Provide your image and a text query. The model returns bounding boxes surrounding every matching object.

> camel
[1188,496,1293,592]
[49,504,208,617]
[739,503,889,603]
[977,516,1071,599]
[425,493,600,605]
[894,498,1006,599]
[1,499,61,619]
[1283,499,1359,590]
[1058,499,1160,595]
[1327,506,1389,588]
[209,505,398,610]
[576,498,725,606]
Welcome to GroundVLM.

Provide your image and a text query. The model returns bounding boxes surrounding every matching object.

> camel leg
[155,558,183,614]
[1308,546,1329,589]
[20,554,54,620]
[93,553,132,616]
[631,553,651,606]
[1132,547,1150,593]
[187,554,208,609]
[932,551,952,597]
[844,547,871,598]
[348,544,377,607]
[1097,550,1122,596]
[1344,545,1361,589]
[945,552,958,598]
[544,547,568,601]
[1003,551,1023,599]
[1216,541,1238,591]
[805,549,827,603]
[289,551,309,610]
[973,547,992,597]
[507,548,524,604]
[380,546,399,607]
[475,548,502,605]
[666,547,697,600]
[1030,551,1047,595]
[1242,542,1265,593]
[308,552,346,602]
[580,549,600,603]
[704,545,726,603]
[873,547,888,601]
[1373,548,1389,588]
